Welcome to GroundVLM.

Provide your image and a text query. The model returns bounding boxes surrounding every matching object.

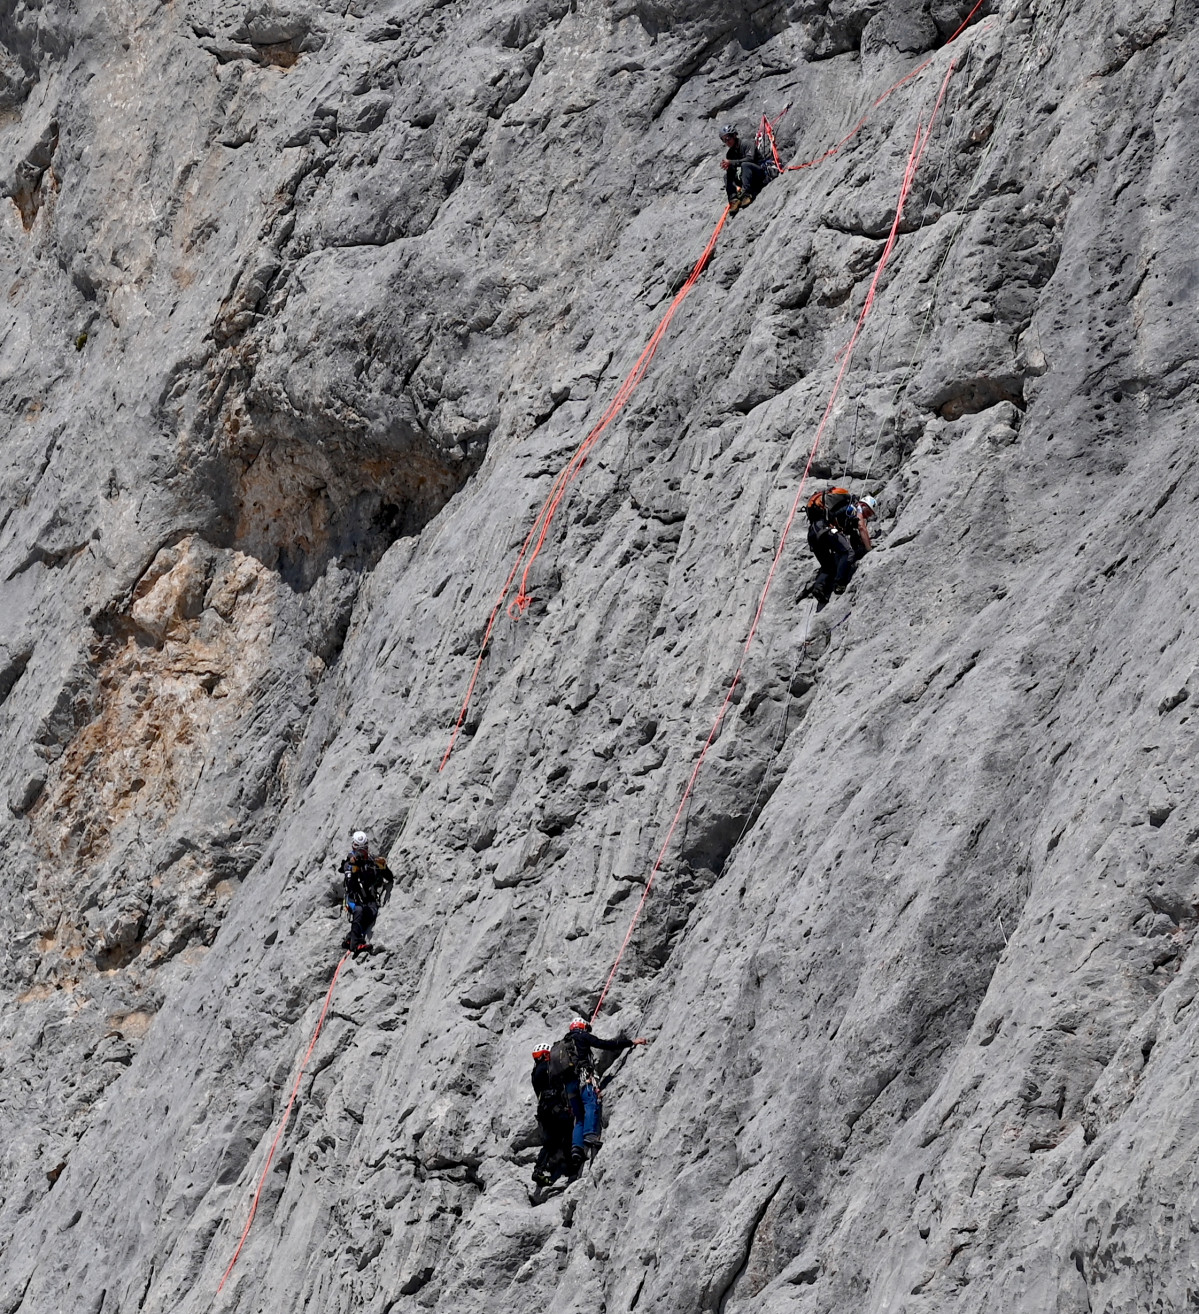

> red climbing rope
[439,207,730,771]
[217,952,352,1293]
[761,0,987,174]
[442,0,989,772]
[593,59,958,1021]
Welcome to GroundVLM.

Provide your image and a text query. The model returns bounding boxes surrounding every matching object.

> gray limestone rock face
[2,0,1199,1312]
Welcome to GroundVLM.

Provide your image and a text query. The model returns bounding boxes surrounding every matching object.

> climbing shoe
[570,1146,585,1167]
[341,935,352,949]
[727,193,742,214]
[583,1132,602,1148]
[738,190,755,210]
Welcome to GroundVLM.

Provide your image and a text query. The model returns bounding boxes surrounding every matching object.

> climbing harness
[593,58,959,1021]
[217,952,352,1292]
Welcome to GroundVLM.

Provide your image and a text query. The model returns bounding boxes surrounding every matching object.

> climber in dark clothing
[340,830,393,953]
[530,1043,577,1194]
[800,490,877,611]
[556,1018,645,1165]
[720,124,768,213]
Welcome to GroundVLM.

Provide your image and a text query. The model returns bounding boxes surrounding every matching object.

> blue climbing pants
[565,1078,600,1152]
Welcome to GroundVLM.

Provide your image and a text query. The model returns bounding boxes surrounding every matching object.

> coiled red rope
[218,952,352,1292]
[593,59,958,1021]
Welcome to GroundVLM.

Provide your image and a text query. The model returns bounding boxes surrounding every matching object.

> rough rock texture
[2,0,1198,1310]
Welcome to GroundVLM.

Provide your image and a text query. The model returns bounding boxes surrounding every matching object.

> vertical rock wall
[1,0,1197,1311]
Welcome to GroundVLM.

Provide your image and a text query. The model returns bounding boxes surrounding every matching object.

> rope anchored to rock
[593,58,959,1020]
[440,2,990,772]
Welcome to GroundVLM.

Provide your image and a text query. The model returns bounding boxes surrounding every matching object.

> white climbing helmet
[860,495,878,517]
[569,1017,590,1033]
[532,1041,552,1059]
[351,830,369,854]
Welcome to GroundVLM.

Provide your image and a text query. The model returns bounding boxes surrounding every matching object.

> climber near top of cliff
[340,831,394,955]
[720,124,770,214]
[548,1017,646,1168]
[529,1041,579,1201]
[799,489,877,612]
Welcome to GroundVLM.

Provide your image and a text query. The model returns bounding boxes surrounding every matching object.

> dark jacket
[562,1028,632,1080]
[342,853,393,908]
[725,134,764,174]
[532,1058,571,1126]
[724,134,767,196]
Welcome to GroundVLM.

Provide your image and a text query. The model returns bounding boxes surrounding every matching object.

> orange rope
[217,952,352,1293]
[593,59,958,1021]
[439,209,729,770]
[777,0,987,174]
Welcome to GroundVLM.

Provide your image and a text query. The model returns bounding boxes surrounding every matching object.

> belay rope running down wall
[439,0,989,772]
[593,57,960,1020]
[216,7,991,1290]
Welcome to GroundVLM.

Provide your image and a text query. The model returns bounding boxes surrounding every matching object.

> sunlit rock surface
[2,0,1198,1310]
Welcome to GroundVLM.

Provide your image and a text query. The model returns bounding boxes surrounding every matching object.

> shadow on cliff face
[219,412,473,594]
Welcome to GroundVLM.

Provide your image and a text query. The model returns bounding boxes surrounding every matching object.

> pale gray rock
[2,0,1199,1312]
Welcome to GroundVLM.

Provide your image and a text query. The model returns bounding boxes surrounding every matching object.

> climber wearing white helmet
[339,829,393,955]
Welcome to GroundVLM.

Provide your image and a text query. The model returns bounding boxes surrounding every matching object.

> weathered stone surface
[2,0,1199,1311]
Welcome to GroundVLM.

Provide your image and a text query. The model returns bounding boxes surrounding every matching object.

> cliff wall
[2,0,1198,1311]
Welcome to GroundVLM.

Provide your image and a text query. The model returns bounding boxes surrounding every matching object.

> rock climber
[800,488,877,611]
[529,1041,578,1198]
[551,1017,645,1167]
[340,830,393,954]
[719,124,768,213]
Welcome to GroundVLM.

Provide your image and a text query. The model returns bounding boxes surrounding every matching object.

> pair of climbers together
[528,1018,647,1201]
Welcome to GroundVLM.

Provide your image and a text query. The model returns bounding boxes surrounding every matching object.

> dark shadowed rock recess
[2,0,1197,1309]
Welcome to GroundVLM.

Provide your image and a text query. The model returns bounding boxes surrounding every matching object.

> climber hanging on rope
[549,1018,646,1167]
[340,830,393,954]
[799,488,877,611]
[719,124,769,213]
[529,1041,579,1201]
